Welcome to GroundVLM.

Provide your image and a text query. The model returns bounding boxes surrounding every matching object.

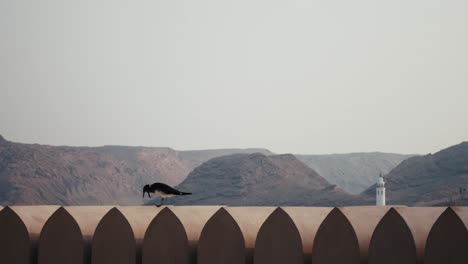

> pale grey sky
[1,0,467,154]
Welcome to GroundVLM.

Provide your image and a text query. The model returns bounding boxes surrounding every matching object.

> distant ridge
[297,152,415,194]
[159,153,364,206]
[178,148,274,169]
[3,135,460,206]
[0,136,275,205]
[362,142,468,205]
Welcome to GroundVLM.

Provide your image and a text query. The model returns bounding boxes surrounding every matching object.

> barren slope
[0,136,273,205]
[156,153,364,206]
[297,152,415,194]
[362,142,468,205]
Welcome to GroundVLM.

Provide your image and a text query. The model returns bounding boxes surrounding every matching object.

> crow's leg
[157,198,164,207]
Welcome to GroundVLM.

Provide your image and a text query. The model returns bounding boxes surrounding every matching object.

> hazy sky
[1,0,467,154]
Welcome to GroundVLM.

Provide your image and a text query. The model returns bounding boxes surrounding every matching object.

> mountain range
[1,134,467,206]
[0,135,271,205]
[296,152,414,194]
[157,153,363,206]
[362,142,468,205]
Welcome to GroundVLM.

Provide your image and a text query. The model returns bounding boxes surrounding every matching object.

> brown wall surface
[91,207,136,264]
[169,206,221,262]
[254,208,303,264]
[38,207,83,264]
[281,207,332,264]
[339,206,392,264]
[118,206,162,263]
[0,206,31,264]
[225,206,276,264]
[6,206,59,264]
[143,207,190,264]
[64,206,114,263]
[369,207,445,264]
[0,205,466,264]
[452,206,468,230]
[312,207,361,264]
[197,208,245,264]
[424,207,468,264]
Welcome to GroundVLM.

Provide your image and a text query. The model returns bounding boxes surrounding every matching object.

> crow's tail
[178,192,192,195]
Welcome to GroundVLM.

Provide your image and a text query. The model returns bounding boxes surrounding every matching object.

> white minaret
[376,173,386,206]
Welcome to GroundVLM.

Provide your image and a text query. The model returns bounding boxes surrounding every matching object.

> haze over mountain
[0,135,272,205]
[0,135,413,205]
[157,153,364,206]
[4,135,464,206]
[297,153,415,194]
[362,142,468,205]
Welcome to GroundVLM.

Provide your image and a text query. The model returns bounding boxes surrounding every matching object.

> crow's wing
[150,182,183,195]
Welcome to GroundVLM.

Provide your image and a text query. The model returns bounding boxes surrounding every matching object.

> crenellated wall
[0,206,467,264]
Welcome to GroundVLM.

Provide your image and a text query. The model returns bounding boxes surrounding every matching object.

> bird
[143,182,192,207]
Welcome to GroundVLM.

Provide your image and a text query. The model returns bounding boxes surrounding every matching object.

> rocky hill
[2,134,443,206]
[0,135,273,205]
[362,142,468,205]
[154,153,364,206]
[297,152,415,194]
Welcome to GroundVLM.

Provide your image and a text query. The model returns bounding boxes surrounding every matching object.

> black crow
[143,182,192,207]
